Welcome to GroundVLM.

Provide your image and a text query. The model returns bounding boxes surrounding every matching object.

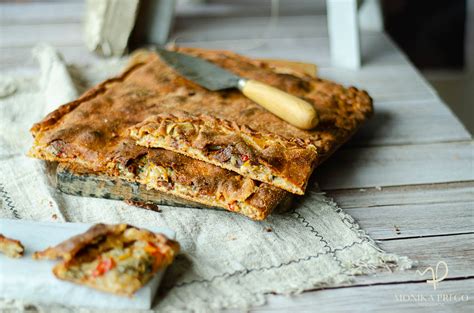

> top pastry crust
[28,49,290,220]
[128,47,373,194]
[29,47,372,196]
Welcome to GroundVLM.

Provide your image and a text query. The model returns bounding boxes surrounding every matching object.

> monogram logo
[416,261,449,290]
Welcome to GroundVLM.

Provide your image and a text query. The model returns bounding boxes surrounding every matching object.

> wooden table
[1,2,472,312]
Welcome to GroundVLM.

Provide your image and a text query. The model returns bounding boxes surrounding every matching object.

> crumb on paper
[124,199,161,212]
[375,186,382,191]
[228,234,237,241]
[51,214,58,220]
[0,234,24,258]
[394,225,401,235]
[0,80,17,98]
[265,227,272,232]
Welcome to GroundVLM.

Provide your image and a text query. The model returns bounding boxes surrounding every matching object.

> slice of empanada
[34,224,179,296]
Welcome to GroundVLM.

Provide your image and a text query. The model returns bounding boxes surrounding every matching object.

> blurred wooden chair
[327,0,383,69]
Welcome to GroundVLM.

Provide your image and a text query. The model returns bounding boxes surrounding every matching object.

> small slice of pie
[33,224,179,296]
[0,234,24,258]
[130,112,318,195]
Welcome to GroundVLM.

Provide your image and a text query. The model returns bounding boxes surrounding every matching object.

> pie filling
[131,127,311,195]
[54,228,173,296]
[115,157,268,220]
[29,141,273,220]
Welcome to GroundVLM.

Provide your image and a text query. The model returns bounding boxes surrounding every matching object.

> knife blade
[156,48,318,130]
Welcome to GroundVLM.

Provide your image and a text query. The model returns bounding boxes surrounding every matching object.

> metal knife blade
[156,48,242,91]
[154,47,319,130]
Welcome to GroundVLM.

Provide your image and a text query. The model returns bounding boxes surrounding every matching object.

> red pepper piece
[145,241,164,270]
[92,257,116,277]
[241,154,250,162]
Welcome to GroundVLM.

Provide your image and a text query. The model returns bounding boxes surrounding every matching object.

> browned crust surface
[33,224,128,261]
[130,111,319,194]
[28,47,372,216]
[34,223,179,261]
[0,234,24,258]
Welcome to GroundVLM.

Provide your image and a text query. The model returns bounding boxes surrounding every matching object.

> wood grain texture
[55,164,211,209]
[172,15,330,42]
[365,234,474,282]
[229,234,474,297]
[0,23,84,48]
[0,1,84,25]
[350,201,473,240]
[175,31,408,68]
[318,65,438,102]
[315,141,474,190]
[254,279,473,313]
[251,234,474,312]
[327,182,474,208]
[351,99,471,146]
[241,79,319,129]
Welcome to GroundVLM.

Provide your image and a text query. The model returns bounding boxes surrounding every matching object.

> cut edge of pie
[28,145,287,221]
[130,112,319,195]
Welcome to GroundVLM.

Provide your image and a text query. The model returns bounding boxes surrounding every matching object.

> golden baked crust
[34,224,179,296]
[27,71,287,221]
[28,47,371,216]
[27,50,290,220]
[130,112,317,195]
[0,234,24,258]
[127,47,373,194]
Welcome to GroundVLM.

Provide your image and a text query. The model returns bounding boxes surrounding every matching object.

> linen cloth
[0,45,412,312]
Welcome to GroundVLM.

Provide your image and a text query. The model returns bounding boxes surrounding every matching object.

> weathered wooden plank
[227,234,474,313]
[0,2,84,25]
[0,23,83,48]
[176,31,408,68]
[324,234,472,287]
[0,16,328,50]
[0,34,406,73]
[175,0,326,18]
[0,46,107,71]
[327,182,474,208]
[315,141,474,190]
[351,99,471,146]
[378,234,474,276]
[0,1,324,26]
[360,234,474,283]
[171,15,329,42]
[177,33,438,103]
[253,234,474,311]
[54,163,210,210]
[350,201,473,240]
[318,65,438,102]
[256,279,473,312]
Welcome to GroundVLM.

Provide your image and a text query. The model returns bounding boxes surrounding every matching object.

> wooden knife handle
[239,79,318,130]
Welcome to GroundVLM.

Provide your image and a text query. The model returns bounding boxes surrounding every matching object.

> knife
[156,48,319,130]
